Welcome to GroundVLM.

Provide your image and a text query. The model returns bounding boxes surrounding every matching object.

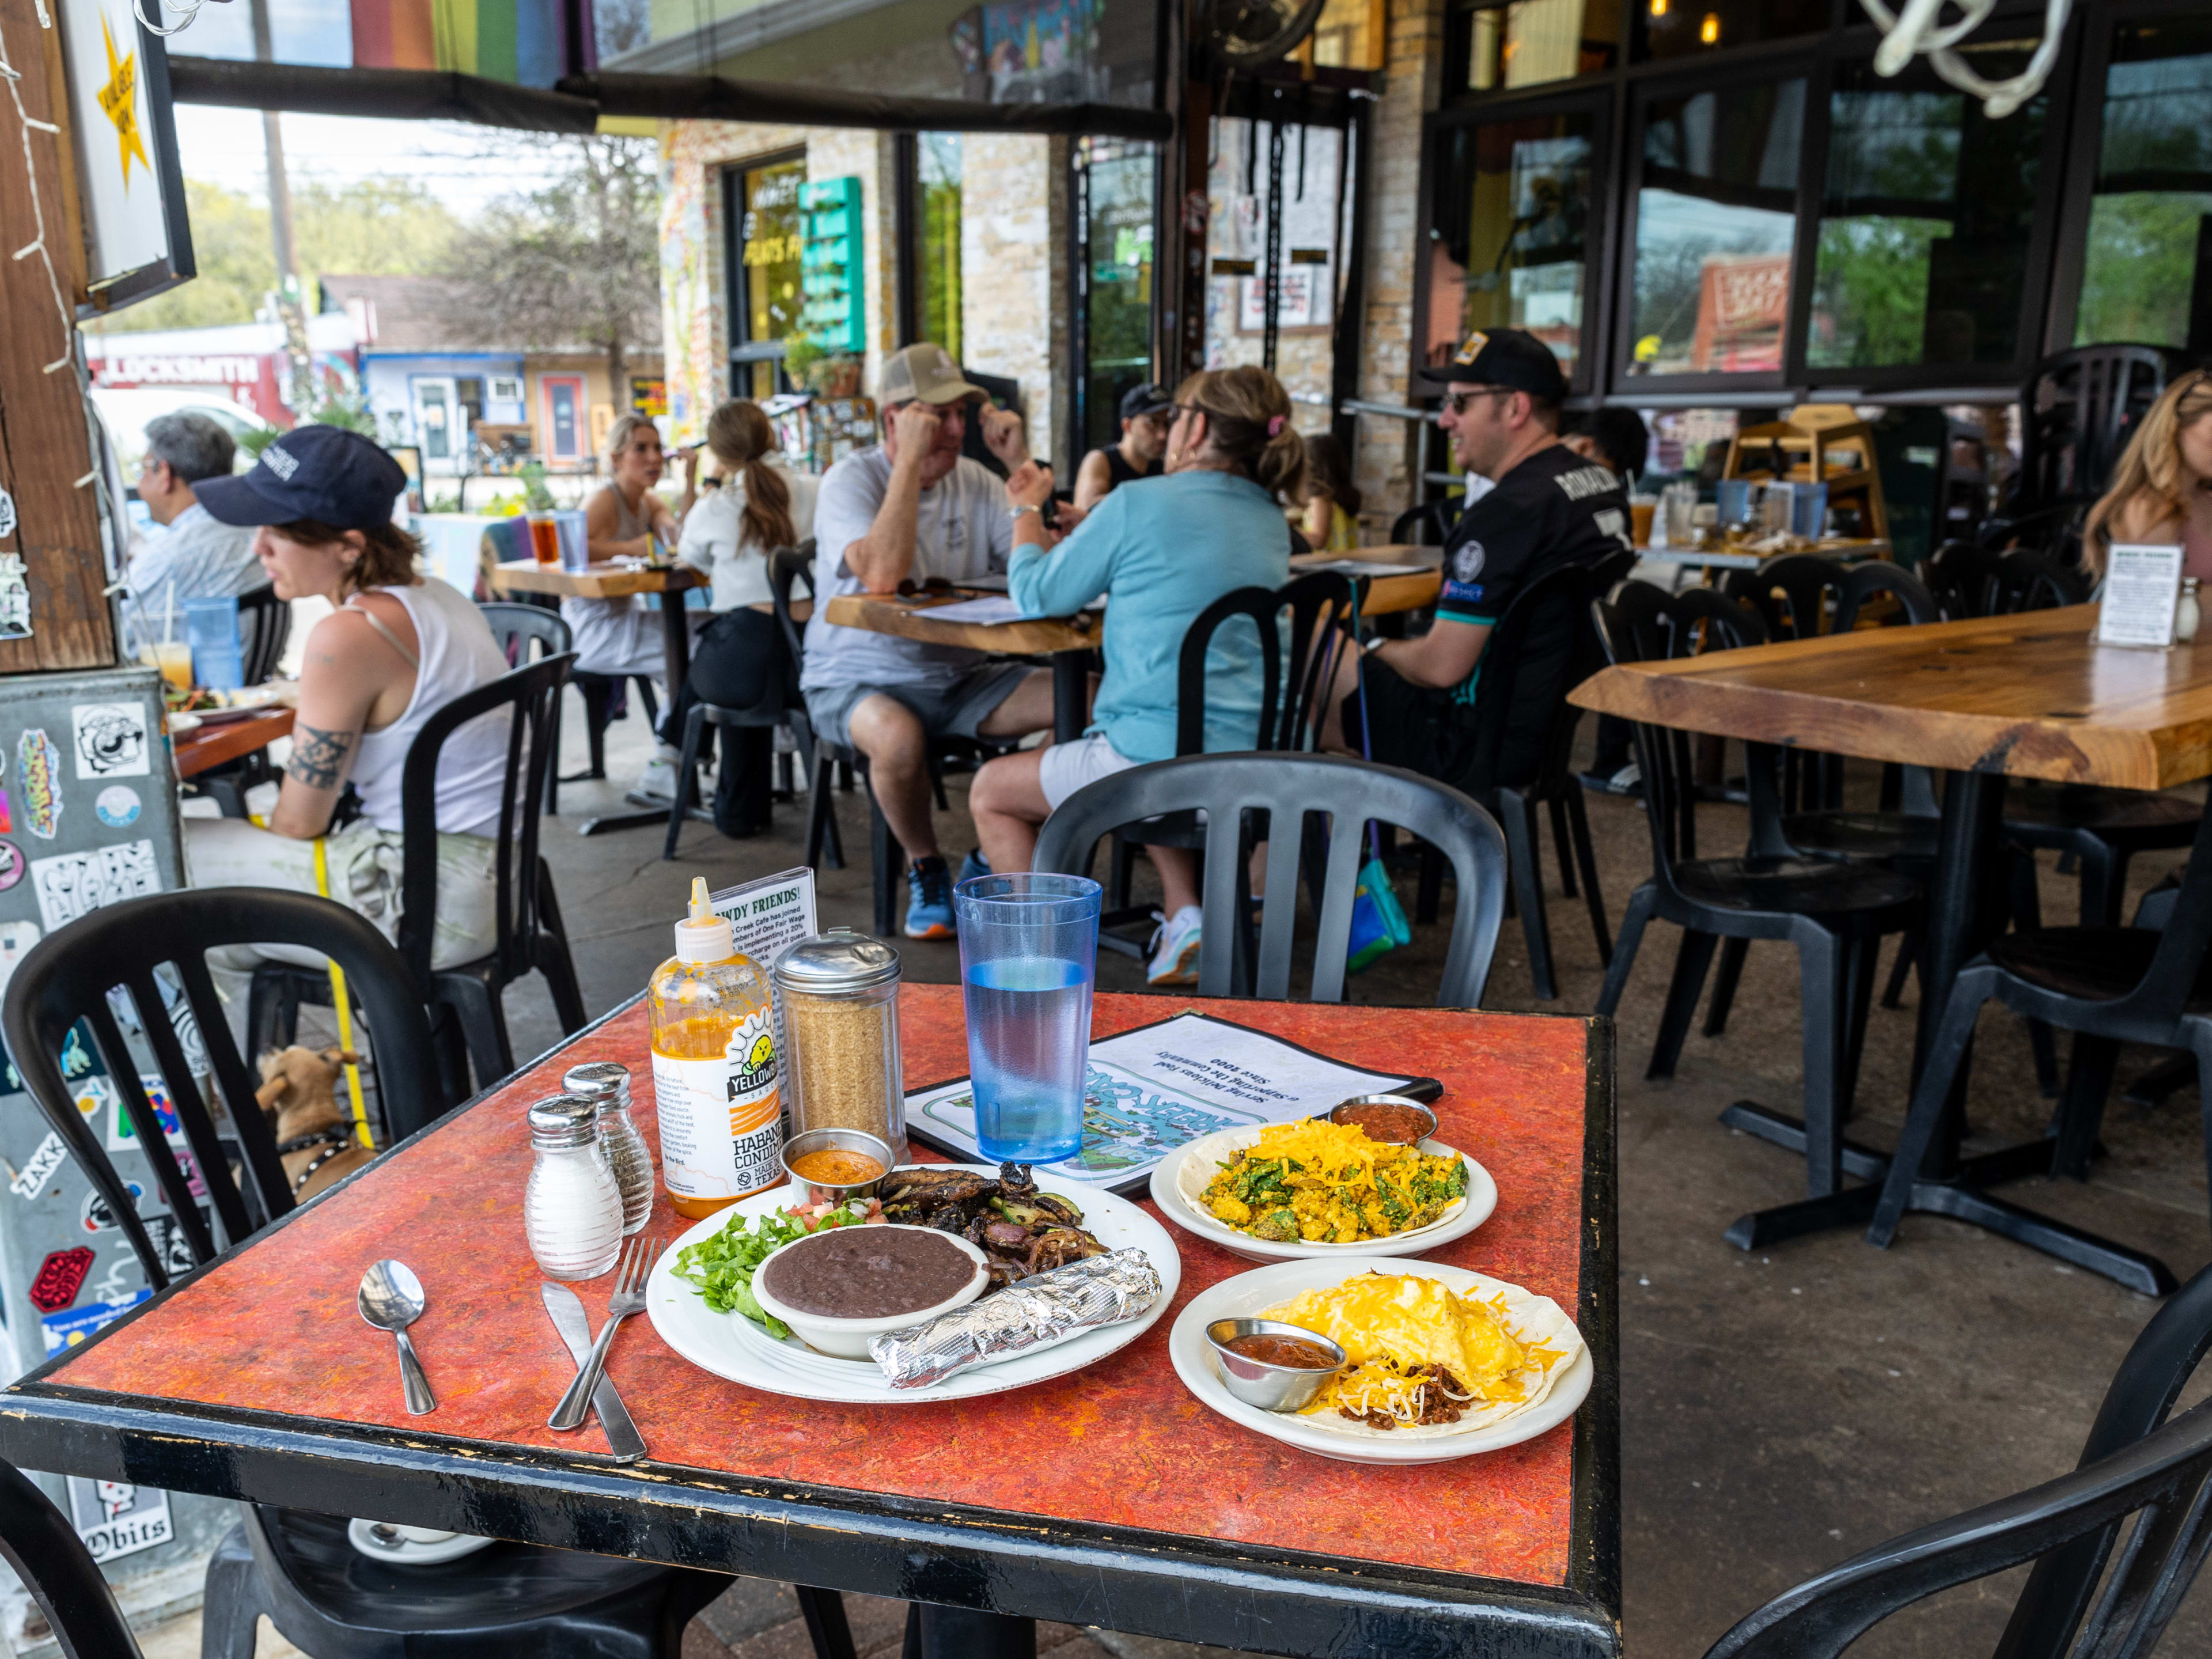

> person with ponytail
[2081,370,2212,580]
[968,363,1307,986]
[666,399,821,836]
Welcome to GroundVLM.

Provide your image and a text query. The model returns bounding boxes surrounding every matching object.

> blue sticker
[40,1291,149,1355]
[94,786,141,828]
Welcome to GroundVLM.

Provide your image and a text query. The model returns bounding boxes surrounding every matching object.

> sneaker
[957,848,990,888]
[904,857,956,940]
[1146,905,1203,986]
[634,752,681,802]
[1577,762,1641,797]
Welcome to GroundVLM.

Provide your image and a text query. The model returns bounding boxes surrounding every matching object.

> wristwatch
[1010,503,1045,521]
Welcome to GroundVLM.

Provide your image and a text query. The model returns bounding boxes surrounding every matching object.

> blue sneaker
[957,849,990,888]
[904,857,955,940]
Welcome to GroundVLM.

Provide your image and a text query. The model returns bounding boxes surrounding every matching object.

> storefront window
[1428,112,1595,380]
[1078,137,1156,455]
[1628,79,1802,377]
[1808,54,2046,370]
[915,134,964,357]
[1449,0,1620,93]
[1634,0,1824,64]
[733,156,805,402]
[2076,17,2212,351]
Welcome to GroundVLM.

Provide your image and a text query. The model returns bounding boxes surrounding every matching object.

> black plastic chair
[1926,540,2091,621]
[0,889,762,1659]
[1980,343,2176,555]
[0,1456,146,1659]
[1704,1262,2212,1658]
[1390,497,1456,547]
[480,600,573,817]
[248,653,589,1100]
[1035,751,1509,1007]
[1593,591,1922,1247]
[1868,801,2212,1279]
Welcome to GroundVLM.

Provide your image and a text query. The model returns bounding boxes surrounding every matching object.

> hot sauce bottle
[649,878,783,1219]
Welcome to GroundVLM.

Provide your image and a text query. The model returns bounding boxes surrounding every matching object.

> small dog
[256,1046,375,1200]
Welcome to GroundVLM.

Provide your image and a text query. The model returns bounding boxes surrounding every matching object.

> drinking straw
[163,580,175,645]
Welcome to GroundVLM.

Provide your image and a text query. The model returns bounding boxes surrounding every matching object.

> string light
[1699,12,1719,42]
[132,0,208,39]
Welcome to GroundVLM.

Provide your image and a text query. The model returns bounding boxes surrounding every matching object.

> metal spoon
[358,1260,435,1415]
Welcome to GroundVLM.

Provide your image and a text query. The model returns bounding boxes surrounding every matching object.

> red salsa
[1224,1333,1339,1369]
[1331,1102,1431,1145]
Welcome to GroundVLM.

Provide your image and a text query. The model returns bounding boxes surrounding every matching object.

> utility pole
[249,0,313,418]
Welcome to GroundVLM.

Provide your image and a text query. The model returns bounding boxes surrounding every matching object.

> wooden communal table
[1571,604,2209,1290]
[1633,536,1891,574]
[1287,541,1445,618]
[487,558,707,835]
[169,706,294,778]
[0,986,1622,1659]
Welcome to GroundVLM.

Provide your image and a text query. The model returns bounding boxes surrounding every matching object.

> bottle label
[652,1005,784,1200]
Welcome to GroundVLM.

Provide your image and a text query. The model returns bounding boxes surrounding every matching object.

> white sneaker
[1147,906,1203,987]
[772,725,796,754]
[634,753,680,802]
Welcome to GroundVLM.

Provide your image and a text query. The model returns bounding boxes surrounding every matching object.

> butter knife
[540,1282,647,1463]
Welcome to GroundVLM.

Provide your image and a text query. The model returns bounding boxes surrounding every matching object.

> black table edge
[1570,1015,1623,1630]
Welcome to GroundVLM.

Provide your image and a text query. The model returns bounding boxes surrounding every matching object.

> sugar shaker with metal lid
[523,1094,624,1281]
[772,930,906,1165]
[562,1062,653,1235]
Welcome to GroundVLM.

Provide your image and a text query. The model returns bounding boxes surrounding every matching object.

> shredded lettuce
[670,1201,870,1338]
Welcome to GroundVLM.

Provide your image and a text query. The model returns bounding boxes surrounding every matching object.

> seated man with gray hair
[123,412,264,649]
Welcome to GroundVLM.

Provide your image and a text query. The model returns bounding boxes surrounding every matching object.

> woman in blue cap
[184,425,513,971]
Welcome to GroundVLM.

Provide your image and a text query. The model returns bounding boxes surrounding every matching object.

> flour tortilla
[1263,1276,1585,1441]
[1175,1126,1469,1247]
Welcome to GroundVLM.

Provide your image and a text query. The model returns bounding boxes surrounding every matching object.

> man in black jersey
[1326,328,1632,793]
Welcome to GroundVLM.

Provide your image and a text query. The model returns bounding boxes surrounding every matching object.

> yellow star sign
[97,12,151,193]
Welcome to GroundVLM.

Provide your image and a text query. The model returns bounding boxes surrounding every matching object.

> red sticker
[29,1247,94,1313]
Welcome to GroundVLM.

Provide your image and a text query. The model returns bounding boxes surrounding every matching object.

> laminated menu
[2098,544,2183,649]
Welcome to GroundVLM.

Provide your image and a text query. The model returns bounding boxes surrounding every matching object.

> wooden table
[0,986,1622,1659]
[823,593,1100,743]
[1634,537,1891,574]
[1571,605,2207,1290]
[169,706,294,778]
[488,559,708,835]
[1287,542,1444,616]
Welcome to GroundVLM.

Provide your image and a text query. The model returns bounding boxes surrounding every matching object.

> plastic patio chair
[1034,751,1509,1007]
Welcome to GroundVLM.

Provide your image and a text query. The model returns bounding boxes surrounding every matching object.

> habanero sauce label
[650,1005,783,1201]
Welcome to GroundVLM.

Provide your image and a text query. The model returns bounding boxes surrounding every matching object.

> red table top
[45,986,1600,1589]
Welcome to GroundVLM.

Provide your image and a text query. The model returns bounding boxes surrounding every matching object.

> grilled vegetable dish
[1199,1120,1466,1244]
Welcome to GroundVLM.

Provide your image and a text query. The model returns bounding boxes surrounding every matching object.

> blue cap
[196,426,407,531]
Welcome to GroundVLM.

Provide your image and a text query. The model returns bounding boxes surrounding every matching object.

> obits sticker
[16,729,59,838]
[28,1247,94,1314]
[94,786,140,827]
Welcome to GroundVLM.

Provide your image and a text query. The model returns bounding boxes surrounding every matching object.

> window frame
[722,147,809,399]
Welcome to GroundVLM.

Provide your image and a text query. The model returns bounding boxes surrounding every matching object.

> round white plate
[346,1519,497,1565]
[1147,1124,1495,1263]
[164,712,202,735]
[647,1166,1181,1404]
[1168,1257,1590,1465]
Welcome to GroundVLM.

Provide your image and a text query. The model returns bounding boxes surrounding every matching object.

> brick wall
[957,133,1071,472]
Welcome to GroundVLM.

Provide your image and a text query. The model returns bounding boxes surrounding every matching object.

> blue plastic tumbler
[954,872,1101,1164]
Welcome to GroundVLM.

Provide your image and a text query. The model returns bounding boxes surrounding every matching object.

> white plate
[164,712,202,735]
[1168,1257,1591,1465]
[646,1166,1181,1404]
[1147,1124,1495,1263]
[345,1519,497,1564]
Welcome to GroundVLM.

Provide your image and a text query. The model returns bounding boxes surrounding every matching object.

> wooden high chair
[1724,404,1892,547]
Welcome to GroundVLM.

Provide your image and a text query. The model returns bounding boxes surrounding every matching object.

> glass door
[411,377,458,472]
[540,375,586,463]
[729,154,807,400]
[1074,137,1157,457]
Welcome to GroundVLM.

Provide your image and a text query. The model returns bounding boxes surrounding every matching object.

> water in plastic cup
[955,873,1101,1164]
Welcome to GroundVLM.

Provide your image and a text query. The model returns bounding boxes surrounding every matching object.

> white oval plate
[646,1166,1181,1404]
[1169,1258,1590,1465]
[1147,1124,1496,1263]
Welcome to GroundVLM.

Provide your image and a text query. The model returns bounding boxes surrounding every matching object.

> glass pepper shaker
[563,1061,654,1235]
[524,1094,624,1281]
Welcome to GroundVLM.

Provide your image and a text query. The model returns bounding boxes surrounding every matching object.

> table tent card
[2098,544,2183,649]
[905,1010,1437,1192]
[709,868,817,1067]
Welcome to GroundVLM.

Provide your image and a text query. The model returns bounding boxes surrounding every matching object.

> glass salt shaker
[524,1094,624,1281]
[563,1061,654,1235]
[2179,578,2200,644]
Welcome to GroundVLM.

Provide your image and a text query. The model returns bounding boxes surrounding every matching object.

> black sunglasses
[1440,387,1516,416]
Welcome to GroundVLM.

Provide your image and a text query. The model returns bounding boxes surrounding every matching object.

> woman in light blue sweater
[970,365,1308,985]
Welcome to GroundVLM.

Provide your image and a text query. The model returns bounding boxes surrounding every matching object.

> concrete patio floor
[143,702,2212,1658]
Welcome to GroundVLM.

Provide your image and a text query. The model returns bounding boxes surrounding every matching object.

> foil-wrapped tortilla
[869,1248,1161,1388]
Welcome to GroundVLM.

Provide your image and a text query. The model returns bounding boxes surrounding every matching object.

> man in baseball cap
[1073,382,1173,510]
[801,343,1055,940]
[1323,325,1637,799]
[196,425,407,531]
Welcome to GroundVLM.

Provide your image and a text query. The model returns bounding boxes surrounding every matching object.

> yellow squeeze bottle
[649,877,783,1219]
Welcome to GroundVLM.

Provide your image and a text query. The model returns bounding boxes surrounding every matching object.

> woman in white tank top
[184,426,513,971]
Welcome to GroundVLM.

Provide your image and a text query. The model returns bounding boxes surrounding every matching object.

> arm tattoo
[287,722,355,791]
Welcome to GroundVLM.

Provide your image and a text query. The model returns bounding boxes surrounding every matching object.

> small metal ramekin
[781,1127,893,1206]
[1205,1318,1346,1412]
[1327,1093,1440,1145]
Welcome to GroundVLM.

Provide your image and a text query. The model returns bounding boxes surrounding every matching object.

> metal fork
[548,1235,656,1431]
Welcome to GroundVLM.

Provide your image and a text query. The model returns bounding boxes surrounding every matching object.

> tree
[468,135,662,403]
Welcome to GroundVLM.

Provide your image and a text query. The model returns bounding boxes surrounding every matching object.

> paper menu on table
[916,594,1028,626]
[2098,544,2183,649]
[903,1011,1435,1193]
[710,868,817,1065]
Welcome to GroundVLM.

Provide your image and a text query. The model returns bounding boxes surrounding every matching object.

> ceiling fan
[1198,0,1330,69]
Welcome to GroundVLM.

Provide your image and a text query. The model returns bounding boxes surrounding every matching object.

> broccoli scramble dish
[1198,1119,1467,1244]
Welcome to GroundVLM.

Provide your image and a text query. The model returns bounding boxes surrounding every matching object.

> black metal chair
[1035,752,1509,1007]
[1593,591,1922,1247]
[0,888,765,1659]
[1414,551,1630,1000]
[1979,343,2176,555]
[0,1456,146,1659]
[247,653,589,1101]
[480,600,573,816]
[1867,800,2212,1287]
[1703,1261,2212,1658]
